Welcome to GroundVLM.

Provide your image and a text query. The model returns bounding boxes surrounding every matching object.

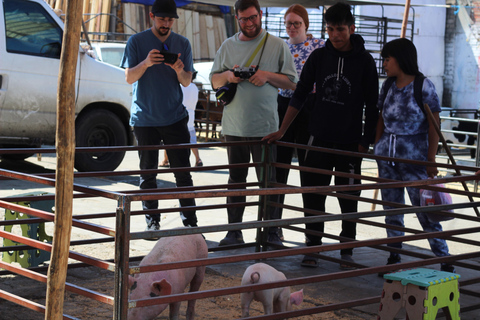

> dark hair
[234,0,260,16]
[381,38,421,76]
[324,2,354,26]
[285,4,309,31]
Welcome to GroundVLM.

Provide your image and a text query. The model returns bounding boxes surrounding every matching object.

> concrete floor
[1,143,479,319]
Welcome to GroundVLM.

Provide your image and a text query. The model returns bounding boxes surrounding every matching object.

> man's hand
[262,131,284,144]
[249,68,268,86]
[166,53,184,72]
[227,64,243,84]
[145,49,163,67]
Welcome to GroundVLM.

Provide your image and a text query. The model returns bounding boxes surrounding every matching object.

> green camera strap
[244,32,269,67]
[217,33,269,100]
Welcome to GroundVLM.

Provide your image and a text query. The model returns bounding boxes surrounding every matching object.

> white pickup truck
[0,0,133,171]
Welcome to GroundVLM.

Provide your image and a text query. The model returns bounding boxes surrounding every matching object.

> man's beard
[239,21,262,39]
[156,26,170,36]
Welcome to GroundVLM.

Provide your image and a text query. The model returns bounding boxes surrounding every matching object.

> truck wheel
[75,109,127,172]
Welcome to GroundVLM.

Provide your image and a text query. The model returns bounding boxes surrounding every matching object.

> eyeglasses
[284,21,303,28]
[238,14,258,24]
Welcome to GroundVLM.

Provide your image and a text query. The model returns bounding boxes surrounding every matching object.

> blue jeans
[375,132,449,257]
[134,117,197,227]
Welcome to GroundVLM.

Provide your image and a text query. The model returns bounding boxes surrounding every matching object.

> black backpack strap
[382,75,425,113]
[414,75,426,114]
[380,77,395,108]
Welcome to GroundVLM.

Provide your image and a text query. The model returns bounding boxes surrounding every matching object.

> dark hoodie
[289,33,379,148]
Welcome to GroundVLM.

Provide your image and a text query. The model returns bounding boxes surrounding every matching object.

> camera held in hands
[161,51,178,64]
[233,66,258,79]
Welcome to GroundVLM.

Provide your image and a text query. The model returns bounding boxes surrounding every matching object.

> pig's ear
[290,289,303,306]
[152,279,172,296]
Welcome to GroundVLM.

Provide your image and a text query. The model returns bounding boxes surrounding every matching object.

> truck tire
[75,109,127,172]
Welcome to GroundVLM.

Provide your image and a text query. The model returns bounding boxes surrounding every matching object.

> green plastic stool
[2,192,53,268]
[378,268,460,320]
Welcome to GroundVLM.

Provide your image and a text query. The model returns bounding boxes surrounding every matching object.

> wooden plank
[175,8,186,36]
[205,15,215,60]
[214,16,227,50]
[192,11,201,61]
[100,0,112,41]
[87,0,98,39]
[123,3,132,34]
[184,9,193,49]
[199,15,209,60]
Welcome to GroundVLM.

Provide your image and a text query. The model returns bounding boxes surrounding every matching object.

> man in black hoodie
[263,2,379,268]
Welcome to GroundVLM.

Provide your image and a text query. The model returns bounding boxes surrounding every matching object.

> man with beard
[210,0,297,246]
[121,0,198,234]
[264,2,379,269]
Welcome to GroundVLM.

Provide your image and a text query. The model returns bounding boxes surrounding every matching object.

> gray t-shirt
[210,29,297,137]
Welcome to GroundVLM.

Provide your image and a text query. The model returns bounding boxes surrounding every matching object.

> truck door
[0,0,77,143]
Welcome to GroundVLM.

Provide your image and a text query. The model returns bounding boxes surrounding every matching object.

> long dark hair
[381,38,422,76]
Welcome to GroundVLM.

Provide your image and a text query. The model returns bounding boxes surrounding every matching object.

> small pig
[128,234,208,320]
[240,262,303,317]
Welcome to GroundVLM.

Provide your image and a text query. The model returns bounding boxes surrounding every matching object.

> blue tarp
[121,0,230,14]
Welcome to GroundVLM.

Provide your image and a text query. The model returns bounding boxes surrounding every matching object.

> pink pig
[240,262,303,317]
[128,234,208,320]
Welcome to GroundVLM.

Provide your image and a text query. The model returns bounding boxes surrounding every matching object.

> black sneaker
[219,230,244,246]
[441,263,456,273]
[378,254,401,277]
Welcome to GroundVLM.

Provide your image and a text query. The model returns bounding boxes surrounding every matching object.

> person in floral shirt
[276,4,325,242]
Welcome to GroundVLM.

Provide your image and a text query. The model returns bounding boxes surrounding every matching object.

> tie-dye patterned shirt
[378,77,441,135]
[279,36,325,98]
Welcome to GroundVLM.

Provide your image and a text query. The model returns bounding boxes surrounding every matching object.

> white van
[0,0,133,171]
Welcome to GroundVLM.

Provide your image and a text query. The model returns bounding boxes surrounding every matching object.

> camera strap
[244,32,269,67]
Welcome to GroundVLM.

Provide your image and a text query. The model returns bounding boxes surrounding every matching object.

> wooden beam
[192,11,201,61]
[205,15,215,60]
[400,0,411,38]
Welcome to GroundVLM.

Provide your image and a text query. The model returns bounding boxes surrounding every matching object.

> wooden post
[400,0,411,38]
[45,0,83,318]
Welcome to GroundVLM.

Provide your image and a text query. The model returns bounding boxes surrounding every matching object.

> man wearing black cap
[121,0,198,233]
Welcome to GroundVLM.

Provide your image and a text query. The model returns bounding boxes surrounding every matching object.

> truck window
[4,0,62,58]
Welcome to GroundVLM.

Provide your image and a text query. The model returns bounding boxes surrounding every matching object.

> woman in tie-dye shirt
[374,38,454,274]
[276,4,325,243]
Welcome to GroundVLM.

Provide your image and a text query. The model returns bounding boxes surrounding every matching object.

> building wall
[444,0,480,110]
[357,0,446,105]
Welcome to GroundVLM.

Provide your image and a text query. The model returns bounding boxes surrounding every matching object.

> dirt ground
[0,263,372,320]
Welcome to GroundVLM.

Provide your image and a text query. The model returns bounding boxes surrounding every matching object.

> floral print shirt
[279,36,325,98]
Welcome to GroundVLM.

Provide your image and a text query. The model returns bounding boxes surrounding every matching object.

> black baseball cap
[152,0,179,18]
